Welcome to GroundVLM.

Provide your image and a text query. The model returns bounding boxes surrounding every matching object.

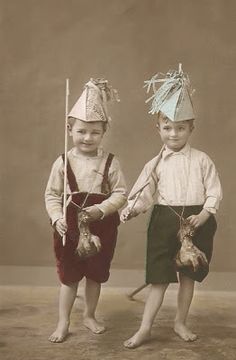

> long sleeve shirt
[128,144,222,215]
[45,147,127,225]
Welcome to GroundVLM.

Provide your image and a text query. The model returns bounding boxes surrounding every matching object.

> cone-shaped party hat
[144,64,195,122]
[68,78,119,122]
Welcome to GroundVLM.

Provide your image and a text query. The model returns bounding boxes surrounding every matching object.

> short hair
[67,117,107,132]
[67,117,77,128]
[157,112,194,128]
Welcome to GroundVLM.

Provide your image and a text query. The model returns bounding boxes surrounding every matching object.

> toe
[49,335,57,343]
[94,327,105,334]
[189,333,198,341]
[49,335,60,343]
[124,340,135,349]
[48,331,67,343]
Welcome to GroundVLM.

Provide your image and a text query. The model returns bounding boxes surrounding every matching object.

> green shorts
[146,205,217,284]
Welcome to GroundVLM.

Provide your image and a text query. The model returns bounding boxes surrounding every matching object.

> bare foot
[48,321,69,343]
[124,330,151,349]
[83,317,106,334]
[174,323,197,342]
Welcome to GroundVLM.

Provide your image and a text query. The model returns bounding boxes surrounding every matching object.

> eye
[76,129,86,134]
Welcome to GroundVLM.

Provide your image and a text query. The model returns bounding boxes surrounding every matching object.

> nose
[169,128,177,137]
[84,133,92,141]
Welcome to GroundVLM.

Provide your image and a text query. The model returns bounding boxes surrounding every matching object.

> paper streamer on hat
[144,63,195,122]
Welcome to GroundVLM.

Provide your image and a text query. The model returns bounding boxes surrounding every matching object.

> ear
[190,124,195,133]
[67,123,72,136]
[156,123,160,133]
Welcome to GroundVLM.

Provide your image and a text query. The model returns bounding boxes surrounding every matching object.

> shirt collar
[162,143,191,160]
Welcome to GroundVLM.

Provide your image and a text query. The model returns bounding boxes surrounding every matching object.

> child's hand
[55,218,67,236]
[187,209,211,229]
[120,207,138,223]
[83,206,103,221]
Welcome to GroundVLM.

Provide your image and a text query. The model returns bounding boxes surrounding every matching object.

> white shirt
[128,144,222,214]
[45,147,127,224]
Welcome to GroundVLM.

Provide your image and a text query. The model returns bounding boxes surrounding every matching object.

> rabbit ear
[91,235,101,252]
[198,252,208,267]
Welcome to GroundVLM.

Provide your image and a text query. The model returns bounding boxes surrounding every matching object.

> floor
[0,286,236,360]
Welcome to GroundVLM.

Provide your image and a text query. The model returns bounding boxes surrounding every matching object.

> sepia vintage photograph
[1,1,235,359]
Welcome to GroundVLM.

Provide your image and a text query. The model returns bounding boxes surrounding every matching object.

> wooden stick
[122,181,150,222]
[124,145,165,221]
[62,78,70,246]
[128,180,150,210]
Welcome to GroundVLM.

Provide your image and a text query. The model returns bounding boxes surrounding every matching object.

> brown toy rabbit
[76,210,101,259]
[175,219,208,272]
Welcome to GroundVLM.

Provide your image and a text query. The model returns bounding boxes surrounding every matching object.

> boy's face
[157,115,194,151]
[69,119,105,156]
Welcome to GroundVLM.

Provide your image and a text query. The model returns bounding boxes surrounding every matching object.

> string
[67,154,105,211]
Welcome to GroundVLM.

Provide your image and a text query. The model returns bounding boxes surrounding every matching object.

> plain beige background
[1,0,235,273]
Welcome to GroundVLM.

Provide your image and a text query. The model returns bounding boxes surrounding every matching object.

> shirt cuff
[127,200,145,215]
[204,196,220,211]
[94,205,105,219]
[203,207,216,215]
[95,195,127,217]
[50,213,63,226]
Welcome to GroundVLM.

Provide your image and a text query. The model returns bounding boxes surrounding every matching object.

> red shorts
[53,193,120,284]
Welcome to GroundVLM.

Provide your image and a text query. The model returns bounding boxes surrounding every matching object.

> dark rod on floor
[127,283,148,300]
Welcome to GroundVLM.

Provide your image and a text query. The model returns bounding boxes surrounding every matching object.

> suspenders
[62,152,114,195]
[101,153,114,194]
[61,153,78,193]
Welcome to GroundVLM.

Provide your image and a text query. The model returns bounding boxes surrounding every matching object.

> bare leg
[49,282,78,343]
[83,278,105,334]
[124,283,169,349]
[174,273,197,341]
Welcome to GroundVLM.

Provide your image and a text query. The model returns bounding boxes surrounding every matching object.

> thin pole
[62,78,69,246]
[127,283,148,301]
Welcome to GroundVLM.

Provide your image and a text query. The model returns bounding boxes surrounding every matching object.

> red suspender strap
[101,153,114,194]
[61,154,79,193]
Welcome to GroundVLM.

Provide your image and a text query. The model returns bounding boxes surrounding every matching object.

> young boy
[45,79,126,342]
[121,65,222,349]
